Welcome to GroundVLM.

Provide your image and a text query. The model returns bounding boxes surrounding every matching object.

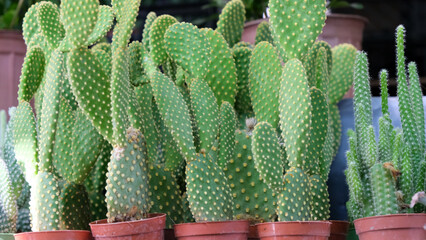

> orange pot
[90,213,166,240]
[248,225,260,240]
[354,213,426,240]
[256,221,331,240]
[329,220,350,240]
[14,230,92,240]
[174,220,249,240]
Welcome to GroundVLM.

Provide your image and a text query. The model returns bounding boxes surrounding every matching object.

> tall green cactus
[345,26,426,220]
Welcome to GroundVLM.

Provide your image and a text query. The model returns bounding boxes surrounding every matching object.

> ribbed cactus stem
[379,69,390,116]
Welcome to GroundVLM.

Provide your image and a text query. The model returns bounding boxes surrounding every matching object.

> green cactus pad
[269,0,326,60]
[224,129,277,223]
[202,29,238,106]
[189,78,219,152]
[22,2,41,46]
[370,163,399,215]
[134,84,160,164]
[186,154,233,222]
[91,47,112,76]
[12,102,38,182]
[150,70,196,162]
[233,41,253,49]
[277,167,311,221]
[38,49,65,172]
[148,164,185,228]
[85,141,111,221]
[68,110,104,184]
[30,171,61,231]
[17,47,45,102]
[142,12,157,52]
[59,183,91,230]
[217,102,237,168]
[92,42,111,55]
[111,0,141,50]
[37,1,65,49]
[61,0,99,48]
[279,59,312,169]
[164,22,211,80]
[216,0,245,47]
[0,158,17,233]
[329,44,357,104]
[305,87,328,175]
[105,128,150,223]
[233,46,253,115]
[16,207,31,232]
[111,47,132,146]
[68,47,113,144]
[149,15,178,65]
[302,41,332,86]
[128,41,144,86]
[86,5,114,46]
[52,98,74,180]
[310,175,330,220]
[329,104,341,157]
[313,47,331,93]
[249,42,282,128]
[252,121,284,193]
[255,22,273,45]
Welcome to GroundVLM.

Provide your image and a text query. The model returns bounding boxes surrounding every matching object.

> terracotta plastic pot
[248,225,260,240]
[256,221,331,240]
[329,220,349,240]
[14,230,93,240]
[174,220,249,240]
[164,228,176,240]
[317,13,368,50]
[0,233,15,240]
[90,213,166,240]
[354,213,426,240]
[241,18,268,45]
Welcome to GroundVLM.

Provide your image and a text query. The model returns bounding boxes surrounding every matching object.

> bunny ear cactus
[216,0,246,48]
[345,26,426,220]
[255,21,273,45]
[269,0,326,61]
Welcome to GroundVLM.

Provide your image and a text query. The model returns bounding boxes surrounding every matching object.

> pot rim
[325,13,369,23]
[14,230,92,237]
[256,220,332,226]
[174,219,249,227]
[89,213,166,226]
[353,213,426,224]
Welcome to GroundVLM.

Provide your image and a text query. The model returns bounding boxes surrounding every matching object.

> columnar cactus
[345,25,426,221]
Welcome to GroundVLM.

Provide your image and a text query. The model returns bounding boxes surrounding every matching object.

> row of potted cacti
[0,0,424,239]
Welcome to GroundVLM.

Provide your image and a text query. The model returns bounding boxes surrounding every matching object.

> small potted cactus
[244,0,337,239]
[346,25,426,240]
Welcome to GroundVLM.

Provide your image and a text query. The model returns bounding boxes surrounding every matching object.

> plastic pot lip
[325,13,369,23]
[14,230,92,236]
[353,213,426,232]
[255,221,332,237]
[353,213,426,222]
[174,219,250,237]
[89,213,166,226]
[256,220,332,227]
[244,18,269,28]
[89,213,166,237]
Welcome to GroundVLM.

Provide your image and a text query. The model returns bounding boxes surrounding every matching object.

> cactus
[216,0,246,47]
[255,21,273,45]
[345,26,426,219]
